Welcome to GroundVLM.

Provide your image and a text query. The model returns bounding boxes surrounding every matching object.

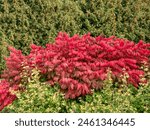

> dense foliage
[1,69,150,113]
[0,0,150,74]
[0,33,150,112]
[0,0,150,113]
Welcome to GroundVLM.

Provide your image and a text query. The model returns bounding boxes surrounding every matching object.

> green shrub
[0,31,10,75]
[0,0,83,53]
[1,68,66,113]
[78,0,150,42]
[132,84,150,112]
[2,68,150,113]
[0,0,150,52]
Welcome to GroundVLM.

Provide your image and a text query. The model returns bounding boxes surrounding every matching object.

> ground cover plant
[0,33,150,112]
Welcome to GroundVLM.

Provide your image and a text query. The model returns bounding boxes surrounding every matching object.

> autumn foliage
[0,80,18,111]
[0,32,150,111]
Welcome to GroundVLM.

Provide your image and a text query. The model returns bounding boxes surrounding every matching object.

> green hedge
[0,0,150,73]
[78,0,150,42]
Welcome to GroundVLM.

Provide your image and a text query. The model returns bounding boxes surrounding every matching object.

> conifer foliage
[0,33,150,110]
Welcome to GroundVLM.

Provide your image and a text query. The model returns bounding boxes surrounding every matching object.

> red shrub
[0,80,18,111]
[27,33,150,98]
[1,32,150,101]
[1,47,25,85]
